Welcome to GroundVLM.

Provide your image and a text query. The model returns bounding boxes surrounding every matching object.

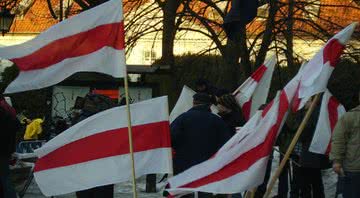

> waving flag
[0,0,125,93]
[292,22,358,111]
[34,97,172,196]
[166,28,357,192]
[166,69,301,196]
[233,55,276,120]
[309,90,346,155]
[170,86,196,123]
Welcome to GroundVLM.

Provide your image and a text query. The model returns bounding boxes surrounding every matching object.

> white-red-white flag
[170,86,196,123]
[166,23,358,195]
[34,96,173,196]
[233,55,276,120]
[292,22,358,111]
[309,90,346,155]
[0,0,125,93]
[166,73,301,196]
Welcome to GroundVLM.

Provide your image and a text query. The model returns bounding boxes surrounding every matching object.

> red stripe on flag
[325,96,340,154]
[291,83,301,113]
[242,99,252,121]
[251,65,267,82]
[180,91,289,188]
[34,121,170,172]
[323,39,345,67]
[328,96,340,131]
[11,22,125,71]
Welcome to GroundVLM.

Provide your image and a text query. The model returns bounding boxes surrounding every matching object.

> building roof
[9,0,81,33]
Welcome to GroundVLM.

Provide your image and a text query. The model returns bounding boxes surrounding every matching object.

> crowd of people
[1,78,360,198]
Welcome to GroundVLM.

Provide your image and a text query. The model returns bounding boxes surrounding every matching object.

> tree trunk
[254,0,278,67]
[221,25,251,90]
[284,0,295,71]
[161,0,181,67]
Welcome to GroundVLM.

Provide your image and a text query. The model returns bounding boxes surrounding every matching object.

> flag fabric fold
[233,55,276,120]
[34,96,173,196]
[292,22,358,111]
[309,90,346,155]
[170,86,196,123]
[0,0,125,93]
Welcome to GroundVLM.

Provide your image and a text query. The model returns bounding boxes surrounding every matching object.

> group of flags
[0,0,358,196]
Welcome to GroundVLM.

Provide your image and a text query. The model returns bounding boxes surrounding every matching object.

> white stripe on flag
[170,85,196,123]
[5,47,125,93]
[309,90,346,154]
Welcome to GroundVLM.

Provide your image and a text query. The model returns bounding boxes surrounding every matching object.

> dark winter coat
[0,103,20,158]
[170,105,233,174]
[298,105,331,169]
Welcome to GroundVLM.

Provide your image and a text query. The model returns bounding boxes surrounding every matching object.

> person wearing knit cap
[170,92,233,179]
[217,94,246,135]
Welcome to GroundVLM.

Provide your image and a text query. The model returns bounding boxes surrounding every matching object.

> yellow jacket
[24,118,44,140]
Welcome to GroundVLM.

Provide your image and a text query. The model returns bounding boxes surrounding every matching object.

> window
[144,50,156,64]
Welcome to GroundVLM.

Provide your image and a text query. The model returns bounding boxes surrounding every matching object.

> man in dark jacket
[0,97,20,198]
[171,93,233,175]
[293,97,330,198]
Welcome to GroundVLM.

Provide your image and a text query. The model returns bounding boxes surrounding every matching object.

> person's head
[193,93,212,107]
[217,94,240,114]
[195,79,209,93]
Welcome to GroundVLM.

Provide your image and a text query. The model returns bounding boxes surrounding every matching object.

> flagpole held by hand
[264,94,320,198]
[123,73,138,198]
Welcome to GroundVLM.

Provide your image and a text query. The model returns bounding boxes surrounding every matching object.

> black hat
[193,93,212,105]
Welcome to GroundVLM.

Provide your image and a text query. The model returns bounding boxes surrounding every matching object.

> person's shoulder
[207,112,226,124]
[349,105,360,113]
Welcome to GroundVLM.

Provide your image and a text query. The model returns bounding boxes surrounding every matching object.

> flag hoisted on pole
[309,89,346,155]
[292,22,358,111]
[233,55,276,120]
[34,96,173,196]
[0,0,125,94]
[265,22,358,198]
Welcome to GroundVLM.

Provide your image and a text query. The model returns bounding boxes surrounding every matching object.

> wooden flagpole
[123,74,138,198]
[264,94,320,198]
